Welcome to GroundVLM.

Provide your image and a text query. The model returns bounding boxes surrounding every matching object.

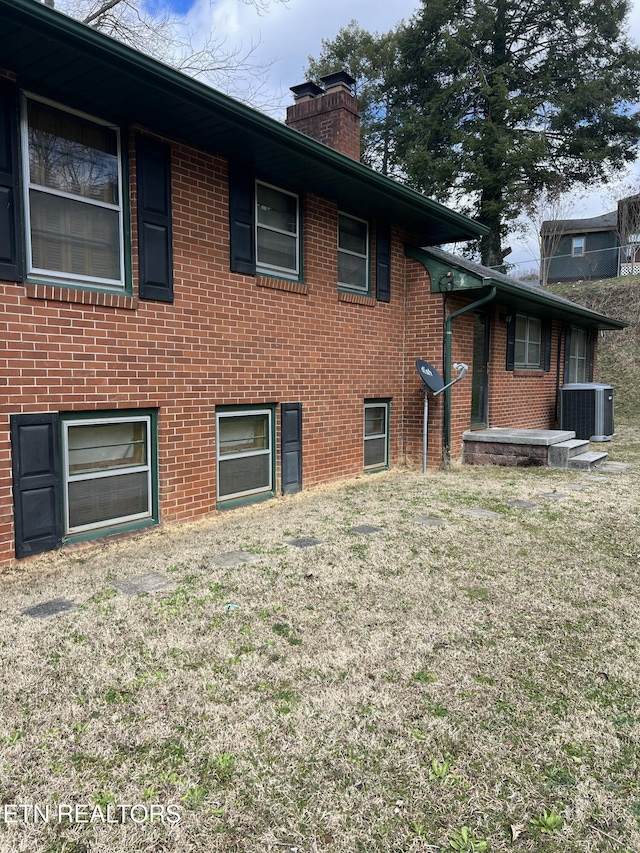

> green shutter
[563,326,572,382]
[281,403,302,494]
[11,413,62,558]
[588,329,596,381]
[505,316,516,371]
[0,81,22,282]
[376,225,391,302]
[229,165,256,275]
[543,319,552,372]
[137,135,174,302]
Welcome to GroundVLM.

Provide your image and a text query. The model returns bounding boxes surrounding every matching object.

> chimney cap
[319,71,356,91]
[290,81,325,100]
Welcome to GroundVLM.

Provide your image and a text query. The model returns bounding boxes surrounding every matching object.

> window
[22,95,125,288]
[217,409,274,502]
[566,327,588,383]
[514,314,542,369]
[62,415,153,535]
[11,410,158,557]
[364,402,389,471]
[256,182,299,278]
[338,212,369,292]
[572,236,585,257]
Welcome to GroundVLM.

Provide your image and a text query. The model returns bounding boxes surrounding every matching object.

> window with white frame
[364,402,389,470]
[514,314,542,369]
[63,415,152,534]
[567,327,588,383]
[571,236,585,257]
[338,212,369,292]
[22,95,124,288]
[255,182,299,278]
[217,409,274,502]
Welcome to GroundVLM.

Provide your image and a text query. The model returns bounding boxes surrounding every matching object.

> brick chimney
[285,71,361,162]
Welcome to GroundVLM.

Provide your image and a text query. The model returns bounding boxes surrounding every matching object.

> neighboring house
[541,211,619,283]
[541,193,640,281]
[0,0,625,569]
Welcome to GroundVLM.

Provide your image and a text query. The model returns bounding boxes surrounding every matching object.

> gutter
[1,0,487,244]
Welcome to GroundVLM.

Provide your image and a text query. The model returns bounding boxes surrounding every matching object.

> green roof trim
[406,246,627,330]
[0,0,487,246]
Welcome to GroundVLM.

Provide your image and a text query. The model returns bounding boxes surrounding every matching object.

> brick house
[0,0,624,567]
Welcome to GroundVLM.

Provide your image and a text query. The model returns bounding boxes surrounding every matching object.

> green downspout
[443,287,497,465]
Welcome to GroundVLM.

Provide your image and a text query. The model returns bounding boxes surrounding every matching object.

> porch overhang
[406,246,627,331]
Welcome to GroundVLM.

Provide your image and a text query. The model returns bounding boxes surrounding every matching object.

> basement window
[364,401,389,471]
[63,414,153,535]
[217,408,274,503]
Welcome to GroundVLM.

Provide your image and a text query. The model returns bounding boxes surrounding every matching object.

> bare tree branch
[54,0,288,111]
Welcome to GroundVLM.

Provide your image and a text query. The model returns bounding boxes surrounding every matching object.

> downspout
[554,323,566,427]
[442,286,497,465]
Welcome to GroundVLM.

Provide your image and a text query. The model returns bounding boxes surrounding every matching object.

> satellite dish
[415,360,444,394]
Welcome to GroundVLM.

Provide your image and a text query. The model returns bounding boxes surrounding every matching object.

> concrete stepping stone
[460,507,503,519]
[508,499,538,509]
[114,572,176,595]
[210,550,262,567]
[597,461,632,473]
[582,475,612,482]
[349,525,383,535]
[540,492,567,499]
[22,598,77,618]
[415,515,449,526]
[563,483,590,491]
[287,537,323,548]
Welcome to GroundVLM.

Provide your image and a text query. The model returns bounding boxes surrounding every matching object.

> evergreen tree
[309,1,640,268]
[306,22,403,176]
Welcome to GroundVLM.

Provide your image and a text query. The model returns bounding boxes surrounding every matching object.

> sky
[170,0,640,273]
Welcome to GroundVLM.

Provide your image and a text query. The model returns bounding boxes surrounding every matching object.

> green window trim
[338,211,370,294]
[216,405,276,505]
[20,92,132,296]
[60,409,159,541]
[566,326,588,384]
[514,314,542,369]
[364,400,390,471]
[255,181,301,281]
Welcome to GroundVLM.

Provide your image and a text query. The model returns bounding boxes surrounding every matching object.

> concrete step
[567,451,609,471]
[547,439,590,469]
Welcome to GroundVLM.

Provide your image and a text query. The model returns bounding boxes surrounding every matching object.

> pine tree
[309,0,640,268]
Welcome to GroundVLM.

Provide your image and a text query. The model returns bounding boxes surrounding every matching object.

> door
[471,311,490,428]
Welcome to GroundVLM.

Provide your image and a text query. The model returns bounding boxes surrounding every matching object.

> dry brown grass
[1,444,639,853]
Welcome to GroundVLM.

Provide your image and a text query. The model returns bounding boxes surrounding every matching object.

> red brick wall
[0,134,413,567]
[486,308,562,432]
[0,109,585,569]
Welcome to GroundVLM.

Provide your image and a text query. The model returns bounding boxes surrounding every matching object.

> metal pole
[423,392,428,473]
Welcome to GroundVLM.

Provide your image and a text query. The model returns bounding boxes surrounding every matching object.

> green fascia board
[0,0,487,246]
[406,246,627,331]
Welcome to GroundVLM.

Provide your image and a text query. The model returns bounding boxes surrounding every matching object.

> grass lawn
[1,429,639,852]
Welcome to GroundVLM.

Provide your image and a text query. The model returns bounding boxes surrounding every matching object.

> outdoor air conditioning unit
[560,383,614,441]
